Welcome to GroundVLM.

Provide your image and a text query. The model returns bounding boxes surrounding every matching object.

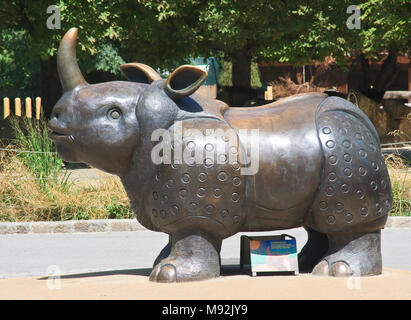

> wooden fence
[2,97,42,120]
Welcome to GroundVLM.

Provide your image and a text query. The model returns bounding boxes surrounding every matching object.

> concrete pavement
[1,227,410,279]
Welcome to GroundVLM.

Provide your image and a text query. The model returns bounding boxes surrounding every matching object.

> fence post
[3,97,10,119]
[26,97,32,118]
[267,86,273,100]
[15,97,21,116]
[35,97,41,120]
[264,86,273,100]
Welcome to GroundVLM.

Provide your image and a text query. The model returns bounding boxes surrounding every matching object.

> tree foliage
[0,0,126,103]
[359,0,410,56]
[128,0,409,92]
[0,0,124,59]
[0,29,39,95]
[0,0,409,100]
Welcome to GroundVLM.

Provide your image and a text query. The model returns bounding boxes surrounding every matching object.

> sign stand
[240,234,299,276]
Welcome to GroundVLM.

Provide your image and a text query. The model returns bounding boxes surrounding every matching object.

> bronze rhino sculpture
[48,28,392,282]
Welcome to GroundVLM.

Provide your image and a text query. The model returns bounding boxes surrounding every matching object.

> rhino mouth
[50,131,74,143]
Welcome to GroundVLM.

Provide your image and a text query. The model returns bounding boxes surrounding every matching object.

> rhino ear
[120,63,162,84]
[164,65,208,100]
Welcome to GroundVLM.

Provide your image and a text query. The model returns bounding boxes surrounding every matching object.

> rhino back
[224,93,326,231]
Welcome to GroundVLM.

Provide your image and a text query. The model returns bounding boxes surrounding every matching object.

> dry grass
[269,76,327,98]
[0,150,409,222]
[0,153,133,222]
[268,57,346,98]
[385,153,411,216]
[0,115,133,222]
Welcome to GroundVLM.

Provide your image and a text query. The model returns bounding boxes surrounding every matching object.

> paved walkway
[0,228,410,299]
[1,268,410,300]
[0,228,411,300]
[1,228,411,280]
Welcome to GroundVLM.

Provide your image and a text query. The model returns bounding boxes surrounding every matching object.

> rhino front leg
[149,232,221,282]
[298,227,329,273]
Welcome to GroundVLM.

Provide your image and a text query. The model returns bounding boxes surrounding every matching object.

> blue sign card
[249,236,299,276]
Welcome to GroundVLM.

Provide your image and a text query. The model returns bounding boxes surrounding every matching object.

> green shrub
[218,60,262,87]
[385,154,411,216]
[9,115,70,190]
[0,116,133,222]
[106,200,135,219]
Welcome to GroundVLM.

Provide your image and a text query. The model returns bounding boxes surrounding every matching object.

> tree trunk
[359,49,399,102]
[360,53,372,92]
[374,49,398,92]
[40,56,61,119]
[232,47,251,89]
[231,47,252,107]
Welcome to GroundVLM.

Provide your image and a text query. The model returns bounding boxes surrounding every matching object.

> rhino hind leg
[152,235,172,268]
[310,109,392,233]
[306,102,391,277]
[149,233,221,282]
[312,231,382,276]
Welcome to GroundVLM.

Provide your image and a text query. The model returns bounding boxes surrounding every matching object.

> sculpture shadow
[36,264,248,280]
[37,268,152,280]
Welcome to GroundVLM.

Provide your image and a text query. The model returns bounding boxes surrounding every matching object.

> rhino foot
[312,231,382,277]
[312,260,352,277]
[149,233,221,282]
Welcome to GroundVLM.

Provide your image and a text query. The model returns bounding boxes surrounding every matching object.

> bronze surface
[49,28,393,281]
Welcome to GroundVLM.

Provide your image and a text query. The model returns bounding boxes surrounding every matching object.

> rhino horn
[57,28,87,92]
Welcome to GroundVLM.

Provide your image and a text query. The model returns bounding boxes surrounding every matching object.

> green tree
[266,0,410,100]
[356,0,410,100]
[0,29,40,97]
[129,0,410,102]
[0,0,125,116]
[128,1,310,90]
[1,0,409,112]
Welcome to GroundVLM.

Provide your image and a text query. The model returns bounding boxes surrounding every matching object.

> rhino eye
[108,108,121,120]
